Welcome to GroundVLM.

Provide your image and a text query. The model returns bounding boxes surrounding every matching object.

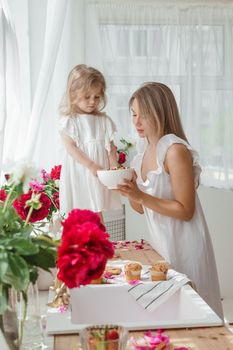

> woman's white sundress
[131,134,223,319]
[59,114,122,214]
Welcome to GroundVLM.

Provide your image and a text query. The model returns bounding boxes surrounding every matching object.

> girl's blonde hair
[59,64,106,116]
[129,82,188,142]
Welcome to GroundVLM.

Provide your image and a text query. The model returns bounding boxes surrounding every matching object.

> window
[98,16,233,188]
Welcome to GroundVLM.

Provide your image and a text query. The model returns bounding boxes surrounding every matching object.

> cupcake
[150,261,169,281]
[105,266,122,276]
[124,262,142,281]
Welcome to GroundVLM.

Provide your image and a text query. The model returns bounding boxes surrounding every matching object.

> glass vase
[0,289,18,350]
[17,283,43,350]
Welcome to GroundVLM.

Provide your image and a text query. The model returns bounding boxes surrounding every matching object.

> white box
[46,284,223,335]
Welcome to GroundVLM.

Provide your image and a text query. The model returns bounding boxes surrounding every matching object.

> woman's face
[131,98,156,139]
[77,84,102,114]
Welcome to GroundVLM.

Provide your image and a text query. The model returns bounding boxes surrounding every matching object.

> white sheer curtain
[86,1,233,189]
[0,0,21,174]
[23,0,68,161]
[1,0,85,174]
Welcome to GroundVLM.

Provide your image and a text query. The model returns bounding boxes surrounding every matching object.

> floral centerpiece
[56,209,114,288]
[0,161,61,349]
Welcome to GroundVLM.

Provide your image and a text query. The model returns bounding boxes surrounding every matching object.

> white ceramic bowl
[97,168,133,189]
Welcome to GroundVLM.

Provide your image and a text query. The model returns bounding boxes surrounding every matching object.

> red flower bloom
[50,165,62,180]
[118,151,126,164]
[62,209,106,235]
[53,191,60,209]
[13,191,51,223]
[0,189,7,203]
[57,210,114,288]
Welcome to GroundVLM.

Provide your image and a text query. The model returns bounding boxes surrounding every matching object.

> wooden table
[53,240,233,350]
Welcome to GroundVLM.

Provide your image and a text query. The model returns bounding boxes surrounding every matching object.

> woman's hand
[116,171,143,203]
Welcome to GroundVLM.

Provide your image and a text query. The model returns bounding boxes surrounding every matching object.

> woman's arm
[117,144,195,221]
[62,134,103,176]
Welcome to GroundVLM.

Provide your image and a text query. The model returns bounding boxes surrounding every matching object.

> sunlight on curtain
[23,0,68,162]
[86,1,233,189]
[0,0,21,174]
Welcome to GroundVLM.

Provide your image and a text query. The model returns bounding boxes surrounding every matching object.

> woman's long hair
[129,82,188,142]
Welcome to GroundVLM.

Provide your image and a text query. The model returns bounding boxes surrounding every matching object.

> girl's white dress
[59,114,122,214]
[131,134,223,319]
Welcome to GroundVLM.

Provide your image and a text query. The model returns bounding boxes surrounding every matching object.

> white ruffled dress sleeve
[59,116,79,146]
[157,134,202,188]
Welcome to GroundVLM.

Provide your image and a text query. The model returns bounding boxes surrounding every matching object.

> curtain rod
[87,0,233,5]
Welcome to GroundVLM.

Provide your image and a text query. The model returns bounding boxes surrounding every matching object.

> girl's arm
[62,134,103,176]
[108,141,119,168]
[117,144,195,221]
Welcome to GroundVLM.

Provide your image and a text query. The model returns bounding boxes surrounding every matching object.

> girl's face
[77,84,102,114]
[131,98,156,139]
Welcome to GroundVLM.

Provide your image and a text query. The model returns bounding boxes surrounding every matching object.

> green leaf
[0,252,8,281]
[24,247,57,270]
[8,237,39,255]
[2,253,30,291]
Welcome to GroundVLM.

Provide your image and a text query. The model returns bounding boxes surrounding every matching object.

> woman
[116,82,223,319]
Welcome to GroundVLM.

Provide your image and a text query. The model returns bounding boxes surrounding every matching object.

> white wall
[125,187,233,299]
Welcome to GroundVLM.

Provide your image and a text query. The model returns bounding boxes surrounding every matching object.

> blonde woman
[117,82,223,319]
[59,64,121,220]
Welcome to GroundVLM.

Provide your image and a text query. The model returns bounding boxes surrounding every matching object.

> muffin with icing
[149,261,169,281]
[124,262,142,281]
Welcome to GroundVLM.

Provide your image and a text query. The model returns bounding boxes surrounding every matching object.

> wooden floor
[54,326,233,350]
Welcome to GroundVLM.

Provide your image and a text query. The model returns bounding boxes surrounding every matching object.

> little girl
[58,64,121,220]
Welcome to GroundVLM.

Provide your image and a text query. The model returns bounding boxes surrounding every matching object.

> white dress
[131,134,223,319]
[59,113,122,214]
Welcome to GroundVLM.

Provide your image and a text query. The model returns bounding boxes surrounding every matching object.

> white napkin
[127,269,190,312]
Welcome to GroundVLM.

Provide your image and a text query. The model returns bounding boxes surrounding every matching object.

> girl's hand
[90,163,103,177]
[116,172,143,203]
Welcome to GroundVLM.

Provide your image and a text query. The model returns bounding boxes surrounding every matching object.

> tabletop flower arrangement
[0,161,60,348]
[56,209,115,288]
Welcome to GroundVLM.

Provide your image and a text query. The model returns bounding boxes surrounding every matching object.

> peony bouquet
[0,162,61,316]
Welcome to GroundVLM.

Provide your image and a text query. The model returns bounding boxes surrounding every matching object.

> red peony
[13,190,51,223]
[118,151,126,164]
[62,209,106,234]
[0,189,7,203]
[50,165,62,180]
[57,210,114,288]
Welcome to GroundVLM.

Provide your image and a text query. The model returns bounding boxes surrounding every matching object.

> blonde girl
[59,64,121,221]
[117,82,223,319]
